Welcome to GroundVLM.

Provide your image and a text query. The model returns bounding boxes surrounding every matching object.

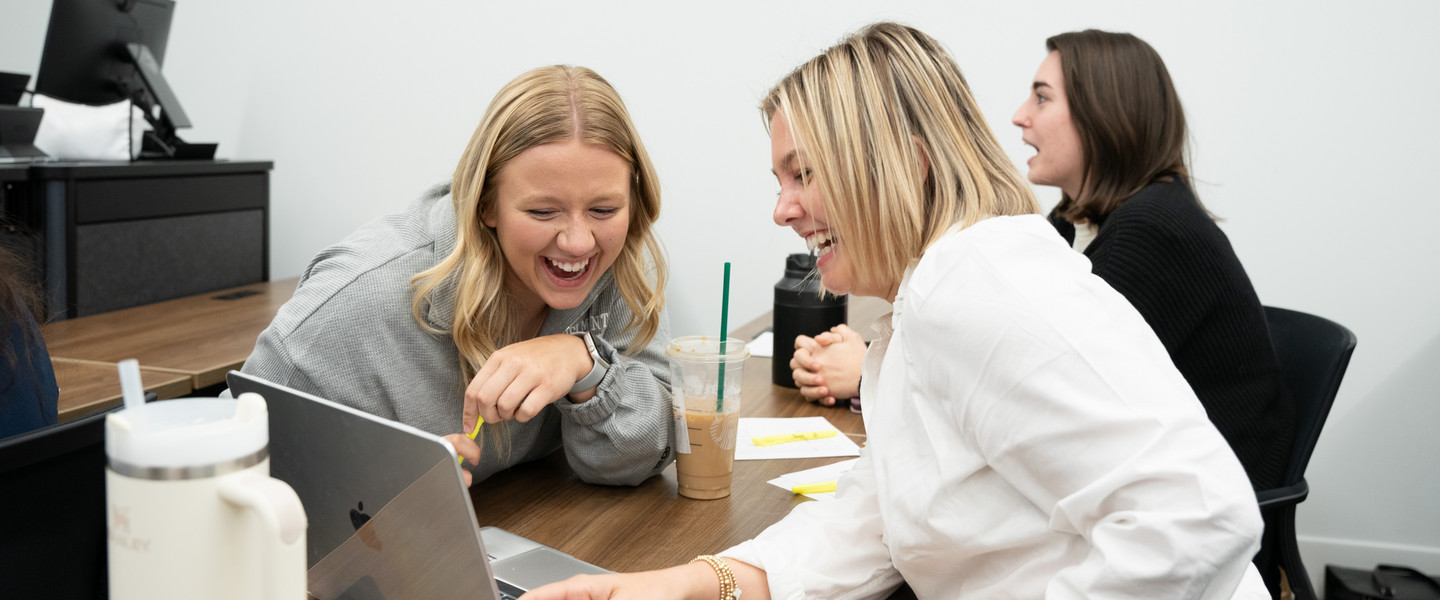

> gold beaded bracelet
[691,555,742,600]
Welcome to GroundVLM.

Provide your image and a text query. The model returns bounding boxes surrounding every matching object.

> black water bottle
[773,253,848,390]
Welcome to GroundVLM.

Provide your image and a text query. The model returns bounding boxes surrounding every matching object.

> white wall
[5,0,1437,590]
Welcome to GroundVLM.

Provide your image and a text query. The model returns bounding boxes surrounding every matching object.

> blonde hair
[412,65,667,383]
[762,22,1038,293]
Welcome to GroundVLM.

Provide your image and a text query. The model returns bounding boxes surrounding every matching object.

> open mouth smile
[805,230,835,258]
[544,256,592,283]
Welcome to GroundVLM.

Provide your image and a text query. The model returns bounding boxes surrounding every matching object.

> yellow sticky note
[752,429,838,447]
[791,481,838,495]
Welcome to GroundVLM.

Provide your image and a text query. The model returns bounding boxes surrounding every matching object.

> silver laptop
[225,370,608,600]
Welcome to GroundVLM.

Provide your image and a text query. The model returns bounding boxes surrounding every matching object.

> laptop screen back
[226,370,503,600]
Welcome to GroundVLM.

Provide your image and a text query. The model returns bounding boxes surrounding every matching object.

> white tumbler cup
[105,393,307,599]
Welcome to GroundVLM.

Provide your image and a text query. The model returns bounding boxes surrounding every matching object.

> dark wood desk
[43,277,297,390]
[50,358,192,422]
[1,164,39,278]
[468,295,895,574]
[25,160,274,317]
[0,164,28,182]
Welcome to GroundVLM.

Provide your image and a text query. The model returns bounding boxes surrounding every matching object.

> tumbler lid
[105,394,269,470]
[785,253,816,278]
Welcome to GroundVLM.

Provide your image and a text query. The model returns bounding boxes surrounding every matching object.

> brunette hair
[1047,29,1200,224]
[0,242,45,380]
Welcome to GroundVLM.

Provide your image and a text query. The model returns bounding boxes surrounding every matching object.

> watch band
[570,331,609,394]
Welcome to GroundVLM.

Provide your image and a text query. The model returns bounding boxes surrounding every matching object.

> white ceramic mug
[105,393,307,599]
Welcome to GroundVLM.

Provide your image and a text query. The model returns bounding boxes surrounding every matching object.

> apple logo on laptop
[349,501,372,530]
[350,500,384,551]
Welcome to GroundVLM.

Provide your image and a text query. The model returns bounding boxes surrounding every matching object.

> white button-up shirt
[724,215,1268,599]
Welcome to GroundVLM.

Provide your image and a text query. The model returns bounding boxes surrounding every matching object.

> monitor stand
[139,130,217,160]
[126,43,217,160]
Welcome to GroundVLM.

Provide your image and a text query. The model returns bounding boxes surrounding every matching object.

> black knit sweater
[1050,179,1295,492]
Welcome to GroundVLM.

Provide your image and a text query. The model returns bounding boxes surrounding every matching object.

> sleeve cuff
[719,541,805,600]
[554,334,623,427]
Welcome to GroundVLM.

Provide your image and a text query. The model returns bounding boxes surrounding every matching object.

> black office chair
[0,404,122,599]
[1256,306,1357,600]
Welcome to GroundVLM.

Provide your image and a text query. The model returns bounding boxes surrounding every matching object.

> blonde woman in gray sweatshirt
[243,65,672,486]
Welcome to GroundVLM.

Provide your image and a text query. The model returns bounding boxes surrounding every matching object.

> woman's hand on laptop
[463,334,596,430]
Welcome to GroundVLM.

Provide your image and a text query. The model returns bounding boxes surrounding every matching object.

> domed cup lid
[105,393,269,473]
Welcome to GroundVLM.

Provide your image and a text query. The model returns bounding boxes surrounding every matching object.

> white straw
[117,359,147,430]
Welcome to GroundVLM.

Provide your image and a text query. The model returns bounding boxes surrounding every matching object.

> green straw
[717,262,731,412]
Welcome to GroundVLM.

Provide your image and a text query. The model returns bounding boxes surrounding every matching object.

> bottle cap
[785,253,816,278]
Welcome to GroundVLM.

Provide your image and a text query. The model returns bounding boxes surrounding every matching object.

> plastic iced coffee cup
[667,336,749,500]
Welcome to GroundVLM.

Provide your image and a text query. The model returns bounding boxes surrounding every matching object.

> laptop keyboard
[496,579,525,600]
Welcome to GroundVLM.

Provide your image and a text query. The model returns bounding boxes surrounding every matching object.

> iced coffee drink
[666,336,749,501]
[676,407,740,499]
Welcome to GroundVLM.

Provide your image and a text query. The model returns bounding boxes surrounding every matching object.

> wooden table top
[468,354,865,573]
[51,358,191,422]
[468,295,897,577]
[43,278,298,389]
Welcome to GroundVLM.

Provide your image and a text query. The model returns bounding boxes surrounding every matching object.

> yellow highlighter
[751,429,838,447]
[791,481,838,495]
[457,417,484,465]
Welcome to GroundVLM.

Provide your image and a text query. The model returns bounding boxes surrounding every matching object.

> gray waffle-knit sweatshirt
[242,185,674,485]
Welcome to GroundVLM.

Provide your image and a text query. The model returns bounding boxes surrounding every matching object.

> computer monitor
[35,0,214,159]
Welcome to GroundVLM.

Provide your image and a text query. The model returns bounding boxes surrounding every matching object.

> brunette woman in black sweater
[1012,29,1295,595]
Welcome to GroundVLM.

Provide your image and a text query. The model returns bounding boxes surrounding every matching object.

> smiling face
[484,140,631,317]
[769,110,862,296]
[1012,51,1086,201]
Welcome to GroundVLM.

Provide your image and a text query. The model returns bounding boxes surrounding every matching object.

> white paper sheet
[746,330,774,358]
[767,458,860,501]
[735,417,861,460]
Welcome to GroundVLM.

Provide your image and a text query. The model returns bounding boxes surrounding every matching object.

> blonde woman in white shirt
[523,22,1267,600]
